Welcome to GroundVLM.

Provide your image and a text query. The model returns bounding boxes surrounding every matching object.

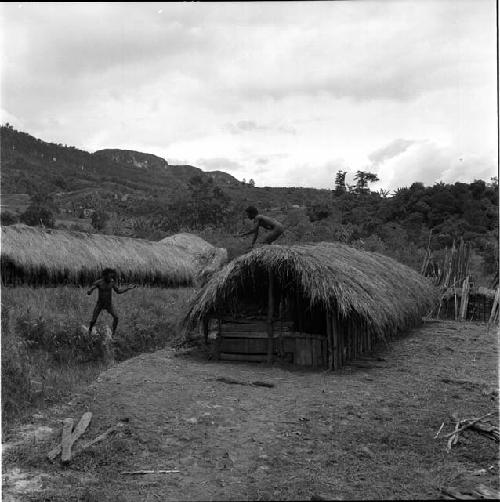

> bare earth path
[3,321,498,501]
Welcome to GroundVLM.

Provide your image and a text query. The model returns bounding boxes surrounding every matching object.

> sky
[1,1,497,191]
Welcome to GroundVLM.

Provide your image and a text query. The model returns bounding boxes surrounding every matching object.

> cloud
[271,159,349,189]
[368,139,417,166]
[197,157,246,172]
[224,120,296,135]
[0,1,496,191]
[375,140,497,189]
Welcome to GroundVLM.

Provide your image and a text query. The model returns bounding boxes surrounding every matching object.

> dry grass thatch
[160,233,215,255]
[185,242,437,338]
[1,225,196,287]
[160,233,228,285]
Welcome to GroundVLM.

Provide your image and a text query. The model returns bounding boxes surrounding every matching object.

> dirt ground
[3,320,499,501]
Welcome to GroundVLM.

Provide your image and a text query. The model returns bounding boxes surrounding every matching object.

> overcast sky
[1,1,497,190]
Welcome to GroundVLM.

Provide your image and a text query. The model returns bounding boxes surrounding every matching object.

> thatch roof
[185,242,437,338]
[1,225,195,286]
[160,233,228,285]
[160,233,214,255]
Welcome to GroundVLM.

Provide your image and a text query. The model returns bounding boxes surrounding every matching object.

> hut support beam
[459,276,470,321]
[202,319,209,345]
[266,269,275,364]
[332,314,340,370]
[326,313,333,370]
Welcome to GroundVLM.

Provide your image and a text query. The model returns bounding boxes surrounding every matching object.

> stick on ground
[443,411,497,440]
[61,418,75,464]
[47,412,93,462]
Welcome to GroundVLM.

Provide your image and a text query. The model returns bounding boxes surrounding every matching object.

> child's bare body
[87,269,135,334]
[239,206,284,247]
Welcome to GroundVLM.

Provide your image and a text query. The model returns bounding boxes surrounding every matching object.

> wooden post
[266,269,275,364]
[338,315,344,364]
[296,289,304,332]
[347,318,352,361]
[459,276,470,321]
[332,314,340,370]
[326,313,333,370]
[363,320,368,354]
[202,318,209,345]
[354,317,360,359]
[488,288,500,327]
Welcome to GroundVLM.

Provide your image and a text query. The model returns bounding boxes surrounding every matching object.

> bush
[16,314,106,363]
[20,204,55,227]
[0,211,18,226]
[1,286,194,428]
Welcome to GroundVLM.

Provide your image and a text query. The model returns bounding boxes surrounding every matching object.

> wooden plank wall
[217,311,379,369]
[325,314,376,370]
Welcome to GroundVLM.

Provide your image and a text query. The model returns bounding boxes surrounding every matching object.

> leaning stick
[434,421,445,439]
[61,418,75,464]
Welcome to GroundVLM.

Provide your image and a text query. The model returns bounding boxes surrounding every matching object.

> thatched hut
[185,242,437,369]
[1,225,195,287]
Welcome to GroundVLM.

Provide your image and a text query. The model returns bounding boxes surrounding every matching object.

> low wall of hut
[212,314,381,370]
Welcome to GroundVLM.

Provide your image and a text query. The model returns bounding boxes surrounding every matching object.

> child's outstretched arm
[87,281,99,295]
[113,284,137,294]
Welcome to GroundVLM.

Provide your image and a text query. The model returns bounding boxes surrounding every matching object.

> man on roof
[238,206,284,247]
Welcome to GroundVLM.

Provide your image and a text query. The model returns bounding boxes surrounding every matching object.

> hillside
[0,125,329,219]
[0,124,498,284]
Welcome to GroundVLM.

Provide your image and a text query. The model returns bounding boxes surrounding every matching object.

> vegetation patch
[1,286,195,428]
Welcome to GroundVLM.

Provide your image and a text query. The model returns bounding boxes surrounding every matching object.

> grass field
[2,320,498,500]
[1,286,195,427]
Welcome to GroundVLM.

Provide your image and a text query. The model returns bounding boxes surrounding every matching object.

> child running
[87,268,136,335]
[238,206,284,247]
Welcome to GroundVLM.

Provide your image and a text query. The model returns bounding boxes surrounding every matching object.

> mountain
[94,149,169,170]
[0,125,331,220]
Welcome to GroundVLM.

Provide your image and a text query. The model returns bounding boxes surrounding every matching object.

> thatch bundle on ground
[185,242,437,369]
[1,225,196,287]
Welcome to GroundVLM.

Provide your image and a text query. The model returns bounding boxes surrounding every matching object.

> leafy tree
[334,170,347,194]
[91,210,109,231]
[354,171,379,195]
[307,203,331,222]
[248,179,255,187]
[20,205,55,228]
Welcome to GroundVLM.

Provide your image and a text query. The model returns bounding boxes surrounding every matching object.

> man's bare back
[239,206,284,247]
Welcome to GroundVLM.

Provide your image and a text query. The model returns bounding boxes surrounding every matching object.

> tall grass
[1,286,195,427]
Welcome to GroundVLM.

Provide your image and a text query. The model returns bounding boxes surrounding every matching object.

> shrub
[1,211,18,226]
[20,204,55,227]
[16,314,106,363]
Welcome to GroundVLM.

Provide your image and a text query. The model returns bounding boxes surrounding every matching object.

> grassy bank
[1,286,195,428]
